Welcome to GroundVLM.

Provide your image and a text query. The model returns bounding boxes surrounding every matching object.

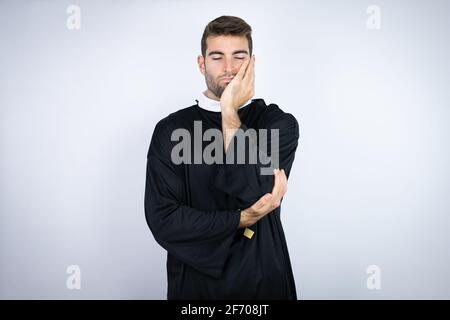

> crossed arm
[218,55,288,229]
[144,108,297,278]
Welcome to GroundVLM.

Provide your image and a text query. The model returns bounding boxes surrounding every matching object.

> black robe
[144,98,300,299]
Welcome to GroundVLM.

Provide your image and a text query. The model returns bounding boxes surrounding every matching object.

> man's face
[198,35,250,99]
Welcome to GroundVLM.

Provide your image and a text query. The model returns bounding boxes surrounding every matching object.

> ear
[197,54,206,76]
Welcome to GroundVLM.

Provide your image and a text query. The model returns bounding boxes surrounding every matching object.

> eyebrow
[208,50,249,56]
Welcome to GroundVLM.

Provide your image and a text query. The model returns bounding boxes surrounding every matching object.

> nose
[223,58,238,75]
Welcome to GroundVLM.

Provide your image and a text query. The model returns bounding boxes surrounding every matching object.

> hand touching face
[219,54,255,111]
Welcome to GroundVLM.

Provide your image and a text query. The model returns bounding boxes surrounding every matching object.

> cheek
[235,60,245,69]
[231,60,247,74]
[206,63,221,77]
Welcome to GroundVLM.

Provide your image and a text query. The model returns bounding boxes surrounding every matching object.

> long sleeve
[144,119,241,279]
[214,110,300,209]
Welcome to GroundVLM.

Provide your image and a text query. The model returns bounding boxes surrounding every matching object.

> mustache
[219,75,235,79]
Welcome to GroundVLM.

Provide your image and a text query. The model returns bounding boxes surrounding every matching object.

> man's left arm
[215,55,300,208]
[215,110,299,209]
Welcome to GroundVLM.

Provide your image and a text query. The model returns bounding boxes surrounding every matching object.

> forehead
[205,35,249,54]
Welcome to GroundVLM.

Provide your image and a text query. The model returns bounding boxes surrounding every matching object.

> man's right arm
[145,141,240,279]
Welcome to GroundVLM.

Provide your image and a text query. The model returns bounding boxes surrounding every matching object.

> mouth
[221,77,234,83]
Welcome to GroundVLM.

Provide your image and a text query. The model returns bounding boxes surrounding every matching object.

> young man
[145,16,300,299]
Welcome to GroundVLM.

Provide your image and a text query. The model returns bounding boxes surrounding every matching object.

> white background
[1,0,449,299]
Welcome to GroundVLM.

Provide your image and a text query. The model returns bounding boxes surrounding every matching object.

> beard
[205,72,226,99]
[204,67,233,99]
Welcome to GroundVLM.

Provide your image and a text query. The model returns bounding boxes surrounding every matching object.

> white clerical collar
[196,91,252,112]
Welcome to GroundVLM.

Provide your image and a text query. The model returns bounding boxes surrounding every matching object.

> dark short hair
[201,16,253,57]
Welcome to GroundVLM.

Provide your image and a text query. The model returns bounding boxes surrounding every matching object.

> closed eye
[211,57,246,61]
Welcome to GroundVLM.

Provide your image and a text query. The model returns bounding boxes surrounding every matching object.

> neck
[204,89,220,101]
